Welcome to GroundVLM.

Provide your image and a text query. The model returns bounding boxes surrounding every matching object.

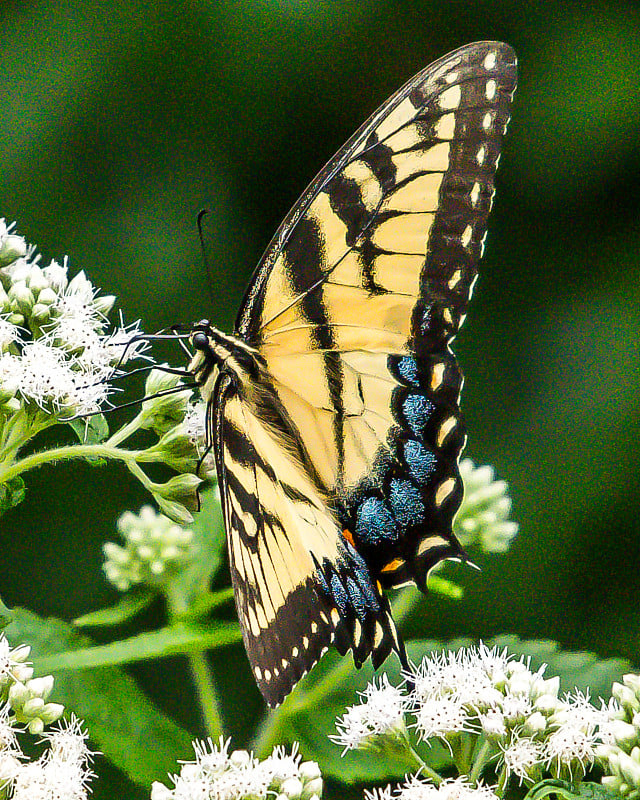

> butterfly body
[192,42,517,706]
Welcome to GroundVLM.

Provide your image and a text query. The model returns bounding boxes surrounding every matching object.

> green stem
[188,651,224,740]
[105,411,147,447]
[495,764,509,798]
[0,442,142,484]
[469,736,494,785]
[408,744,442,786]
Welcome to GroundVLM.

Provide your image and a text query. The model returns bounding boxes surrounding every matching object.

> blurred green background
[1,0,640,797]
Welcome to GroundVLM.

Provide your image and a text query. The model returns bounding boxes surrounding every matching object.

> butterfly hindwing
[215,375,404,706]
[203,41,516,705]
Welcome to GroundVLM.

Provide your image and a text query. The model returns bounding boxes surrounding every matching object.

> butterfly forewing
[212,42,516,705]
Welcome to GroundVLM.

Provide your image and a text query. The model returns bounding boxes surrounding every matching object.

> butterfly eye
[192,331,210,352]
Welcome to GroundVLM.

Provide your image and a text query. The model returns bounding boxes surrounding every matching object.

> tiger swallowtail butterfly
[188,41,517,706]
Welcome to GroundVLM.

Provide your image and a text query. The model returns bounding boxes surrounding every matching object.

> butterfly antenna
[197,209,216,310]
[64,383,199,422]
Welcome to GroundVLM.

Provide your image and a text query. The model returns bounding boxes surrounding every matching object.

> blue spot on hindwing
[330,572,349,616]
[402,393,434,438]
[355,497,398,545]
[403,440,437,484]
[345,577,367,619]
[396,356,420,387]
[389,478,426,528]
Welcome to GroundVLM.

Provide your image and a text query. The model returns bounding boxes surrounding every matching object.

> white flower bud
[27,717,45,734]
[26,675,54,698]
[617,748,640,786]
[524,711,546,734]
[301,778,323,799]
[37,287,58,306]
[9,282,34,311]
[0,751,22,784]
[535,693,561,714]
[22,696,45,715]
[623,675,640,694]
[229,749,251,769]
[40,702,65,723]
[280,777,304,799]
[92,294,116,315]
[8,681,28,704]
[12,662,33,683]
[151,783,174,800]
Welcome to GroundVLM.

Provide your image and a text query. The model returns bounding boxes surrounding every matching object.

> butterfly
[188,41,517,707]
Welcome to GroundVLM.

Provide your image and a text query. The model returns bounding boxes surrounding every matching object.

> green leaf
[172,587,235,622]
[0,597,12,630]
[576,784,620,799]
[169,486,227,606]
[0,475,26,515]
[522,779,616,800]
[68,414,109,444]
[36,620,242,672]
[74,587,156,628]
[4,608,194,787]
[523,779,579,800]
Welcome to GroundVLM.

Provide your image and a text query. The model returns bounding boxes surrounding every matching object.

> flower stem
[495,764,509,798]
[469,736,494,785]
[408,744,443,786]
[188,651,224,740]
[105,411,146,447]
[0,442,136,484]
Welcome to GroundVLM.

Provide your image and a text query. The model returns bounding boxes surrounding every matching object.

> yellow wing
[215,375,403,706]
[208,41,517,705]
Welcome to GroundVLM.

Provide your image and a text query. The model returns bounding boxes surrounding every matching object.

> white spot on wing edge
[486,79,497,100]
[435,477,456,507]
[484,51,497,70]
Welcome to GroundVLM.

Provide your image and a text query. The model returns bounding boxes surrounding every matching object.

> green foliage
[4,607,195,788]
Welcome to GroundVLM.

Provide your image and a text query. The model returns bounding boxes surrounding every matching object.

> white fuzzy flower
[364,786,395,800]
[0,317,22,349]
[413,694,469,742]
[499,734,544,783]
[154,737,316,800]
[42,715,92,766]
[373,775,499,800]
[42,259,69,292]
[333,675,406,752]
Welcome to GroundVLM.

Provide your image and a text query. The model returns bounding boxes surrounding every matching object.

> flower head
[333,675,407,753]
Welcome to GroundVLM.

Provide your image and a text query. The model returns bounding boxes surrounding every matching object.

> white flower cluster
[0,219,147,417]
[455,460,518,554]
[151,738,323,800]
[334,645,629,787]
[0,634,63,735]
[597,674,640,797]
[103,505,195,591]
[365,776,498,800]
[333,675,407,754]
[0,634,93,800]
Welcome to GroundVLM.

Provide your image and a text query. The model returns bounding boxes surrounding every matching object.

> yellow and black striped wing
[217,41,517,704]
[215,375,404,706]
